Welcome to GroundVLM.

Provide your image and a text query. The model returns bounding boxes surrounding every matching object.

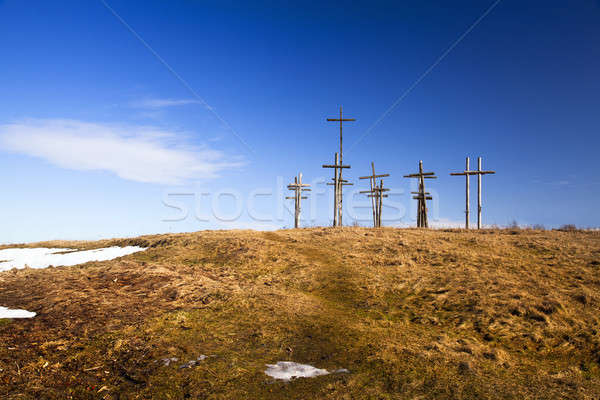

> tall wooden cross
[359,162,390,227]
[286,172,311,228]
[450,157,495,229]
[404,160,436,228]
[327,177,353,226]
[326,106,355,226]
[450,157,473,229]
[323,153,351,227]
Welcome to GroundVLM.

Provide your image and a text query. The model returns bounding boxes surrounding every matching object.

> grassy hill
[1,228,599,399]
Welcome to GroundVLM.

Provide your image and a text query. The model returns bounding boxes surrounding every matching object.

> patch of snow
[0,306,36,319]
[179,355,208,369]
[0,246,146,271]
[333,368,350,374]
[159,357,178,366]
[265,361,330,381]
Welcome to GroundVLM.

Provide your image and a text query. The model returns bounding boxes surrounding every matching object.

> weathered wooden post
[450,157,472,229]
[377,179,385,227]
[476,157,495,229]
[359,162,390,227]
[478,158,482,229]
[326,106,355,226]
[369,163,377,227]
[286,173,311,228]
[466,157,470,229]
[360,181,389,227]
[323,153,351,227]
[450,156,495,229]
[404,161,436,228]
[333,153,339,227]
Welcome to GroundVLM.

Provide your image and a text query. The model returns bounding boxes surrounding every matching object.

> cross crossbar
[451,171,495,176]
[322,164,351,169]
[360,188,390,193]
[404,172,436,178]
[359,173,390,179]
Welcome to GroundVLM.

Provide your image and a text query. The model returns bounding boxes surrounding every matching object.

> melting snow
[265,361,330,381]
[159,357,178,366]
[0,246,146,271]
[0,306,36,319]
[179,355,209,369]
[334,368,350,374]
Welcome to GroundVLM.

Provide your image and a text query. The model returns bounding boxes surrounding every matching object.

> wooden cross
[404,160,436,228]
[451,157,495,229]
[323,152,351,227]
[328,178,354,226]
[327,106,355,226]
[286,172,311,228]
[450,157,473,229]
[359,162,390,227]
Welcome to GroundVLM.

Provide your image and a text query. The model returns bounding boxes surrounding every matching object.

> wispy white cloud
[130,98,203,109]
[0,119,242,185]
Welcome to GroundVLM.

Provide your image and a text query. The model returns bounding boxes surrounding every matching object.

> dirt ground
[1,228,599,399]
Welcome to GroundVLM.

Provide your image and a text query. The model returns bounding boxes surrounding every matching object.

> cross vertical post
[336,159,342,225]
[476,157,497,229]
[404,160,436,228]
[419,161,426,227]
[327,106,355,226]
[370,162,376,226]
[359,163,390,228]
[450,156,495,229]
[334,153,339,226]
[466,157,470,229]
[377,179,384,227]
[450,157,473,229]
[323,152,351,227]
[478,157,482,229]
[294,176,299,228]
[286,172,311,228]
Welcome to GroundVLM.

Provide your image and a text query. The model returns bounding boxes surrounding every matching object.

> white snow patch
[179,355,209,369]
[0,246,146,271]
[265,361,330,381]
[159,357,178,366]
[0,306,36,319]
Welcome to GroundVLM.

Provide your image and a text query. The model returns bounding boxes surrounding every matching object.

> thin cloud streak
[0,119,243,185]
[100,0,253,154]
[130,98,203,109]
[349,0,502,153]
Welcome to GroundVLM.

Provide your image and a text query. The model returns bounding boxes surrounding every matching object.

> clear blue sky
[1,0,599,243]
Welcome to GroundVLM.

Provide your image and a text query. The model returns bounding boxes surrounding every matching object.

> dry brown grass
[1,227,599,399]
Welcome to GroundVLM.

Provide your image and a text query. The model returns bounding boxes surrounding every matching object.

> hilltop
[1,228,599,399]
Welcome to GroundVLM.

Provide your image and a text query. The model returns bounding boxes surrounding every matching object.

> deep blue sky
[1,0,599,242]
